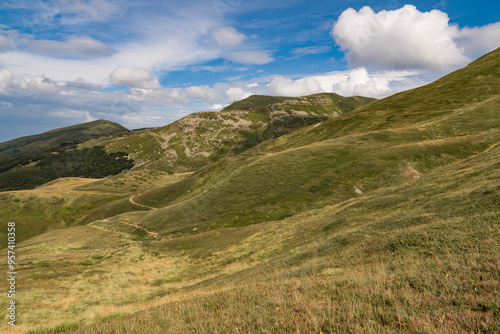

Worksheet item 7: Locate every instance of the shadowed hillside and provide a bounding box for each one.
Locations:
[0,119,128,161]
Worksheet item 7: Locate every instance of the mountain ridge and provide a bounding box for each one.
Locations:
[0,119,128,159]
[79,93,376,173]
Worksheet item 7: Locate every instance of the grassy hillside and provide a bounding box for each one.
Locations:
[0,171,187,245]
[1,49,499,333]
[0,119,128,161]
[8,125,500,334]
[82,93,375,173]
[68,132,499,334]
[0,120,132,191]
[86,49,500,238]
[221,93,374,112]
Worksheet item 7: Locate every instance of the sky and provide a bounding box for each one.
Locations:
[0,0,499,142]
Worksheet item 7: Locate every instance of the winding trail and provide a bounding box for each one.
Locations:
[129,195,157,210]
[100,218,161,240]
[120,220,161,239]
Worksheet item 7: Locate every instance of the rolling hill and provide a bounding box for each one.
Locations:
[0,93,375,192]
[0,120,132,191]
[0,119,128,161]
[80,93,375,173]
[0,48,499,333]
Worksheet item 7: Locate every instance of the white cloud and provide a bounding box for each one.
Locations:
[457,22,500,57]
[0,34,14,52]
[0,4,222,85]
[0,69,14,94]
[29,35,113,58]
[267,68,423,98]
[1,101,13,109]
[331,68,391,97]
[48,108,97,122]
[119,110,190,129]
[185,85,221,103]
[0,69,102,95]
[109,66,161,89]
[211,26,245,47]
[58,0,121,25]
[290,45,331,57]
[209,104,223,110]
[226,50,274,65]
[269,76,323,97]
[65,77,102,91]
[332,5,469,70]
[29,75,60,94]
[226,87,251,102]
[0,69,71,95]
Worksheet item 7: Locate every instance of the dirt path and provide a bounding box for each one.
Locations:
[120,220,161,239]
[129,195,157,210]
[100,218,161,240]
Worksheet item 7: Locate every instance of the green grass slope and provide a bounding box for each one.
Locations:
[222,93,374,112]
[0,119,128,161]
[67,130,500,334]
[12,118,500,334]
[2,49,499,333]
[96,48,500,239]
[86,93,375,173]
[0,171,186,245]
[0,120,132,191]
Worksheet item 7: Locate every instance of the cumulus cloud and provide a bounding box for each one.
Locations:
[185,85,221,103]
[332,5,469,70]
[267,68,422,98]
[269,76,323,97]
[209,104,223,110]
[109,66,161,89]
[226,87,251,102]
[211,26,245,47]
[457,22,500,56]
[29,35,113,58]
[65,77,102,91]
[226,50,274,65]
[0,69,101,95]
[0,69,64,94]
[29,75,60,94]
[331,68,391,97]
[48,108,97,122]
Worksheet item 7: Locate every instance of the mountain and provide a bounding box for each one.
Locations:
[0,120,132,191]
[0,94,374,191]
[0,48,499,333]
[83,93,375,173]
[83,48,500,236]
[0,119,128,161]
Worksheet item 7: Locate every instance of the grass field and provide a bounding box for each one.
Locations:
[0,48,499,333]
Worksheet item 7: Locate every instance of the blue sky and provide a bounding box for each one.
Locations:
[0,0,499,142]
